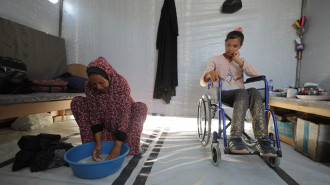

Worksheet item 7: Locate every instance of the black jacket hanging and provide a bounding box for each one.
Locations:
[153,0,179,104]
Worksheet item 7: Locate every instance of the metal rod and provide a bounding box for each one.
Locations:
[295,0,306,88]
[58,0,64,37]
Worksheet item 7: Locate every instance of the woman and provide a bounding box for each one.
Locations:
[71,56,148,161]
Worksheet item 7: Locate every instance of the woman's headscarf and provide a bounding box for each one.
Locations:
[85,56,130,95]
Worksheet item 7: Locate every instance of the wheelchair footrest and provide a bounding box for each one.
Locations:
[223,147,255,155]
[225,151,257,155]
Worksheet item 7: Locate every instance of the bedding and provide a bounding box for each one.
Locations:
[0,17,87,120]
[0,93,84,105]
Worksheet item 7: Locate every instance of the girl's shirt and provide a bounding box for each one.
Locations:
[200,54,259,89]
[222,70,240,91]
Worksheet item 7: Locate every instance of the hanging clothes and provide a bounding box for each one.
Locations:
[153,0,179,104]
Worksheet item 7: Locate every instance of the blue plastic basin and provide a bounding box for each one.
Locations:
[64,141,130,179]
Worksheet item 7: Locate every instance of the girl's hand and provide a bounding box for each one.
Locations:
[205,71,221,82]
[233,51,240,62]
[93,143,102,161]
[233,51,244,67]
[107,140,122,160]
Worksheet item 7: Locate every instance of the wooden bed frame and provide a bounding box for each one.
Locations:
[0,64,87,120]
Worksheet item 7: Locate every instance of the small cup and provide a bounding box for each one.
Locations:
[287,88,298,98]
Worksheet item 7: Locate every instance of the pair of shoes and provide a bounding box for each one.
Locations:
[257,138,277,157]
[228,137,249,154]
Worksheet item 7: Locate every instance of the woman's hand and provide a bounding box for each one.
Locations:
[93,132,102,161]
[93,142,102,161]
[205,71,221,82]
[107,140,122,160]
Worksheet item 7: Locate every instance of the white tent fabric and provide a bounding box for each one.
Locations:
[0,116,329,185]
[62,0,301,117]
[0,0,60,36]
[0,0,302,117]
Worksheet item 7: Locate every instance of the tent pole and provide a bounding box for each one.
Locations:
[58,0,64,38]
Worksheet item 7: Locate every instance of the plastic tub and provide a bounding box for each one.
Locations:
[64,141,129,179]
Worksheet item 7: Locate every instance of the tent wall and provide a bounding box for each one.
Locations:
[0,0,60,36]
[62,0,301,117]
[1,0,306,117]
[300,0,330,92]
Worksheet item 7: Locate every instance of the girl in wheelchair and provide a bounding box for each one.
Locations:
[200,28,276,157]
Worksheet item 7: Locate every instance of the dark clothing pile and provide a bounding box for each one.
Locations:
[153,0,179,104]
[12,133,73,172]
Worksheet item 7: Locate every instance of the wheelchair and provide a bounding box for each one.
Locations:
[197,75,282,168]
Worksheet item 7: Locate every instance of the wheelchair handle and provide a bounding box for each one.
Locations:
[244,75,266,84]
[207,78,222,90]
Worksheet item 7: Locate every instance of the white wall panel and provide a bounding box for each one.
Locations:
[300,0,330,92]
[61,0,301,117]
[0,0,60,36]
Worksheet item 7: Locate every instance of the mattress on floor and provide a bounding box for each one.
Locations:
[0,93,85,105]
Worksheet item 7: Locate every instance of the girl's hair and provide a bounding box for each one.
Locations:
[225,31,244,45]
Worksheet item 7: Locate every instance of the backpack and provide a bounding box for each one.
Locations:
[0,56,30,94]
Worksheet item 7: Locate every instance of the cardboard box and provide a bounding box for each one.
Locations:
[268,118,296,146]
[295,118,330,162]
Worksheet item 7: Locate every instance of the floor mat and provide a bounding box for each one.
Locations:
[0,116,329,185]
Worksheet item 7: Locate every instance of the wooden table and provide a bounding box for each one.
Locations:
[269,97,330,118]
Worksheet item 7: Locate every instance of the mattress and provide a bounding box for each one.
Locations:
[0,93,85,105]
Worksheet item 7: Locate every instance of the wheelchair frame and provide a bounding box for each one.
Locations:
[197,75,282,168]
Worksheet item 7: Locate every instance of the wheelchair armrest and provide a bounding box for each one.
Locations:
[244,75,266,84]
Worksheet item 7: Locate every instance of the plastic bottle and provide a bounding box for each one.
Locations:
[268,79,274,92]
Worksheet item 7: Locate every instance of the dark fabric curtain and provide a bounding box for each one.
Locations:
[153,0,179,104]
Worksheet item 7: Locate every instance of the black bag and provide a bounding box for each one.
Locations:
[0,56,31,94]
[221,0,242,13]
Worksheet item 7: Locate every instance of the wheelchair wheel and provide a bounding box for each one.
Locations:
[197,95,212,146]
[268,157,280,168]
[211,144,221,166]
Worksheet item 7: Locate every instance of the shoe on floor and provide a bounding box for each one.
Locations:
[257,137,277,157]
[228,137,249,154]
[135,147,145,156]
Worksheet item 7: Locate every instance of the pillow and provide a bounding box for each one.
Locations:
[59,73,87,93]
